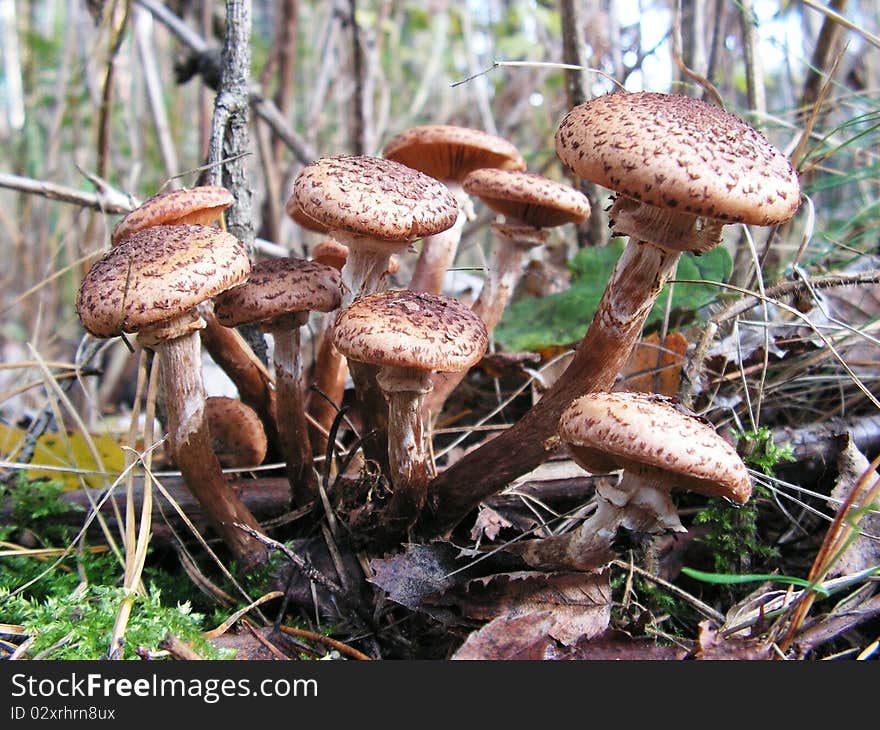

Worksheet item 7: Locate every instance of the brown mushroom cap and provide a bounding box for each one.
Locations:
[213,257,343,328]
[205,396,268,469]
[111,186,234,245]
[558,391,752,503]
[76,224,251,338]
[463,168,591,228]
[311,238,349,271]
[333,289,488,373]
[554,92,800,226]
[285,194,331,234]
[291,156,459,242]
[382,124,526,182]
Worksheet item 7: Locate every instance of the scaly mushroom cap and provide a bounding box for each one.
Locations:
[311,238,349,271]
[213,257,343,328]
[291,156,459,242]
[333,289,488,373]
[285,194,331,234]
[463,168,592,228]
[111,186,234,245]
[558,391,752,503]
[76,224,251,338]
[382,124,526,182]
[205,396,268,469]
[554,92,800,226]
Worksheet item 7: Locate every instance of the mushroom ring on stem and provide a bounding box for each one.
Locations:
[382,124,525,295]
[213,257,343,507]
[332,289,488,532]
[418,91,800,539]
[75,223,267,568]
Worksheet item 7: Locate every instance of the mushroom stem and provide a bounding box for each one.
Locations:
[145,322,268,569]
[408,183,470,295]
[306,326,350,457]
[418,239,681,539]
[198,304,280,459]
[267,312,319,506]
[333,232,395,307]
[377,367,434,530]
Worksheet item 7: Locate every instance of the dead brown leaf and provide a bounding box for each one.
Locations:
[827,436,880,577]
[693,621,774,660]
[452,611,560,660]
[616,331,688,396]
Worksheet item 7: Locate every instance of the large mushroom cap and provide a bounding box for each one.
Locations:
[382,124,526,182]
[558,391,752,503]
[76,224,251,338]
[213,257,343,328]
[111,186,234,245]
[463,168,591,228]
[333,289,488,373]
[555,91,800,226]
[291,156,460,242]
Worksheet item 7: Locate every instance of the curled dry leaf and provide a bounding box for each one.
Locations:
[827,435,880,577]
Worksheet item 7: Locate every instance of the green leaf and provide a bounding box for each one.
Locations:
[680,566,829,596]
[494,241,732,352]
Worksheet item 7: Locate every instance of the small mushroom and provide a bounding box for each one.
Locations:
[205,396,268,469]
[383,124,525,294]
[510,391,752,572]
[425,168,590,418]
[290,155,459,306]
[110,184,276,453]
[333,289,488,531]
[111,185,234,245]
[213,257,343,506]
[75,223,267,568]
[559,391,751,533]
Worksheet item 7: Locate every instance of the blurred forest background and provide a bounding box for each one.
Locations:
[1,1,879,660]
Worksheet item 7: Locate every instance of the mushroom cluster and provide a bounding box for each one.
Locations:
[75,223,267,568]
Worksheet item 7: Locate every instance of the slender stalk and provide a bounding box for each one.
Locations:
[154,327,267,569]
[267,314,318,507]
[418,241,681,538]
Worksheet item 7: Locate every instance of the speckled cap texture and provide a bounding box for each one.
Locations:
[558,391,752,503]
[382,124,526,182]
[76,224,251,338]
[111,186,234,245]
[463,168,591,228]
[333,289,488,373]
[213,257,343,327]
[285,194,331,234]
[292,156,460,241]
[555,92,800,226]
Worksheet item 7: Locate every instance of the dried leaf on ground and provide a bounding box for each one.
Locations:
[616,331,688,396]
[693,621,774,660]
[470,505,514,544]
[368,542,492,621]
[827,436,880,577]
[437,570,612,647]
[452,611,560,659]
